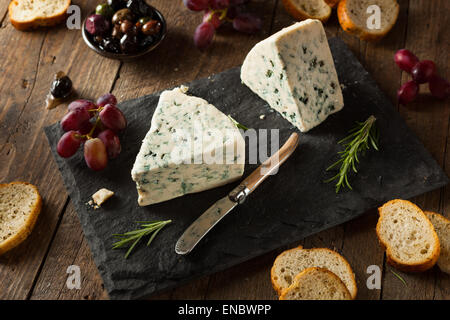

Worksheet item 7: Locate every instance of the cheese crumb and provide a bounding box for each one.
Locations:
[179,85,189,93]
[92,188,114,206]
[259,114,266,120]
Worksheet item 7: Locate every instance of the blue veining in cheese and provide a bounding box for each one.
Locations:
[131,87,245,206]
[241,19,344,132]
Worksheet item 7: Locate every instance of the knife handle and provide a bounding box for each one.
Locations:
[229,132,299,203]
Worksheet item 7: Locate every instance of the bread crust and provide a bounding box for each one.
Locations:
[337,0,399,41]
[324,0,340,8]
[0,182,42,255]
[424,211,450,274]
[281,0,332,23]
[279,267,352,300]
[8,0,71,31]
[376,199,441,273]
[270,246,357,299]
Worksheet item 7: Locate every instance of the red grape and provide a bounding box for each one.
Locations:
[394,49,419,73]
[68,99,96,116]
[429,75,450,100]
[57,131,82,158]
[210,0,229,10]
[397,80,419,105]
[61,108,91,132]
[203,10,222,29]
[411,60,436,84]
[232,13,262,34]
[97,93,117,107]
[194,22,215,50]
[226,6,240,19]
[78,120,94,135]
[84,138,108,171]
[183,0,209,11]
[99,104,127,132]
[98,129,122,159]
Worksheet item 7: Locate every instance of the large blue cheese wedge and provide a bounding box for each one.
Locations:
[241,19,344,132]
[131,87,245,206]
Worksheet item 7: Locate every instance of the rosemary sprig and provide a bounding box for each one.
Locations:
[325,115,379,193]
[228,115,250,131]
[112,220,172,259]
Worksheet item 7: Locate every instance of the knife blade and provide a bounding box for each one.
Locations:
[175,132,300,255]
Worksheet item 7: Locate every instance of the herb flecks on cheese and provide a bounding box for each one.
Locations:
[131,87,245,206]
[241,19,344,132]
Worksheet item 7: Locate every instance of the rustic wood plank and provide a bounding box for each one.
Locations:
[30,203,107,300]
[0,0,120,299]
[381,0,450,300]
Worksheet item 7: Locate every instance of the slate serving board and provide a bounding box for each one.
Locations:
[45,38,448,300]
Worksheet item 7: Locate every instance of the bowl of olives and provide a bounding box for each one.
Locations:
[82,0,166,60]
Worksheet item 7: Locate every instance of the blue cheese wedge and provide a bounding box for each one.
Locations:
[131,87,245,206]
[241,19,344,132]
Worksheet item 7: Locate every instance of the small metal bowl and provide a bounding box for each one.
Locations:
[81,6,166,61]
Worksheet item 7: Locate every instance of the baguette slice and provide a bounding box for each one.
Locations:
[271,246,357,299]
[325,0,340,8]
[376,199,440,272]
[282,0,332,23]
[279,267,352,300]
[424,211,450,274]
[337,0,399,41]
[0,182,42,255]
[9,0,71,31]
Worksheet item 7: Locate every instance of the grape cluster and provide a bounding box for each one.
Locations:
[183,0,262,50]
[57,93,127,171]
[394,49,449,105]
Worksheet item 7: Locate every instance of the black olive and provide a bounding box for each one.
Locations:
[139,35,154,48]
[107,0,126,11]
[50,74,72,98]
[126,0,153,17]
[120,33,139,53]
[102,37,121,53]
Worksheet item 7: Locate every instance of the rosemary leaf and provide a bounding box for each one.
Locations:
[326,115,379,193]
[112,220,172,259]
[391,269,407,286]
[228,115,250,131]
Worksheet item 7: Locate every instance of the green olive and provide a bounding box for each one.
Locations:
[112,8,134,25]
[95,4,114,19]
[138,16,151,25]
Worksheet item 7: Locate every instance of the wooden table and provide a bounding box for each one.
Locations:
[0,0,448,300]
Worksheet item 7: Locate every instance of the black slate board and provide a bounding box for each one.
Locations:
[45,38,448,300]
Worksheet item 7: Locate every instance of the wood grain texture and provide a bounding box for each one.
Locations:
[0,0,448,300]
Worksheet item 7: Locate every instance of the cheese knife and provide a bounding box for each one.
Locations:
[175,132,300,255]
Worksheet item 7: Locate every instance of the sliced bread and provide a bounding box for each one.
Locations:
[0,182,42,255]
[376,199,440,272]
[281,0,332,23]
[9,0,71,31]
[271,246,357,299]
[337,0,399,41]
[324,0,340,8]
[424,211,450,274]
[279,267,352,300]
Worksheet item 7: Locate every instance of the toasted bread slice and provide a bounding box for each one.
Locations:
[279,267,352,300]
[282,0,332,23]
[424,211,450,274]
[9,0,71,31]
[0,182,42,255]
[376,200,440,272]
[271,246,357,298]
[337,0,399,41]
[325,0,340,8]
